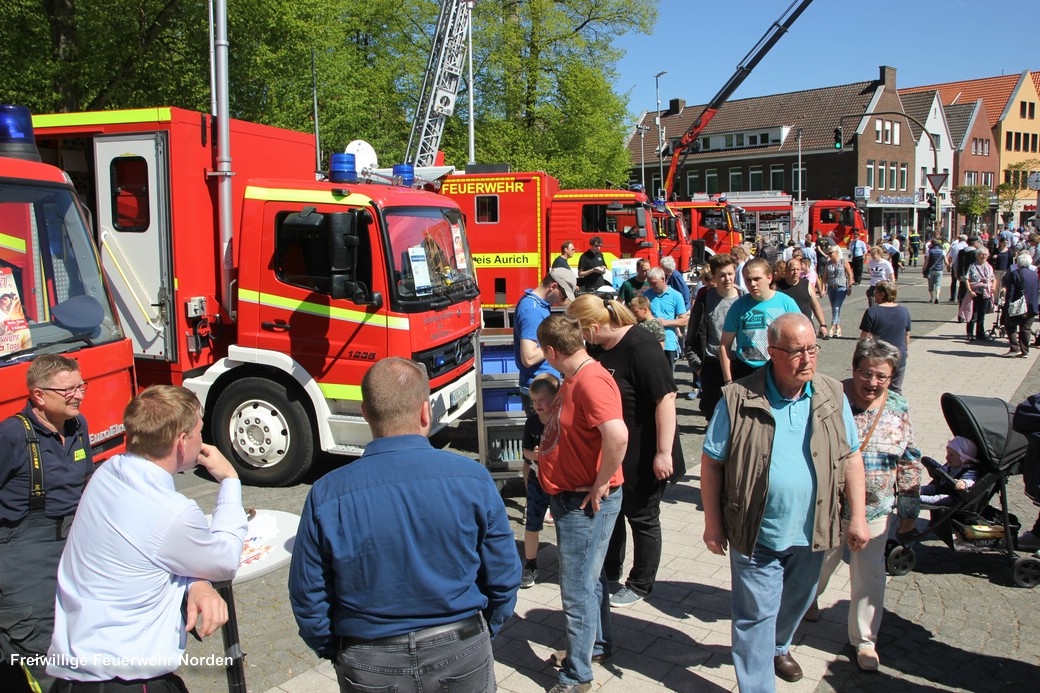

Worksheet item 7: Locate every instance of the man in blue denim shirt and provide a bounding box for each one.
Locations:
[289,358,521,691]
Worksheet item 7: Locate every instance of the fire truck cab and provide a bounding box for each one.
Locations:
[0,106,134,458]
[810,199,867,246]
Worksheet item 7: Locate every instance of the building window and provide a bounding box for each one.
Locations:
[1031,102,1037,119]
[686,171,700,195]
[650,174,661,195]
[884,120,892,144]
[971,138,978,155]
[965,170,978,185]
[705,169,718,194]
[982,172,993,189]
[984,139,990,156]
[749,166,764,191]
[920,166,927,187]
[878,161,887,190]
[1022,101,1029,118]
[930,132,941,150]
[1015,132,1022,151]
[899,164,907,191]
[792,164,806,194]
[770,164,784,190]
[700,137,711,150]
[748,134,758,146]
[1007,131,1014,150]
[866,160,875,187]
[724,134,734,148]
[894,122,901,145]
[890,163,897,190]
[1032,133,1039,153]
[729,167,743,192]
[876,119,883,143]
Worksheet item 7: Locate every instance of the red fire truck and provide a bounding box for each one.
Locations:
[441,170,691,310]
[31,107,480,485]
[0,106,134,459]
[669,198,744,256]
[809,198,867,246]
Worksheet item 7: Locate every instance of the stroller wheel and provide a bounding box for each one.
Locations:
[886,544,916,576]
[1012,555,1040,588]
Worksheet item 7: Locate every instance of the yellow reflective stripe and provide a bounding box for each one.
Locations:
[0,232,26,254]
[32,108,173,128]
[554,192,639,200]
[244,186,373,206]
[318,382,363,401]
[238,289,409,330]
[472,252,540,268]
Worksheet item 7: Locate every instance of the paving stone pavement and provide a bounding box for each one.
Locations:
[171,274,1040,693]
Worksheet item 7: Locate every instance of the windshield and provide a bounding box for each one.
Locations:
[384,206,477,310]
[701,208,728,231]
[0,181,121,361]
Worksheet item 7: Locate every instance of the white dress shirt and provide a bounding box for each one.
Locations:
[47,453,246,682]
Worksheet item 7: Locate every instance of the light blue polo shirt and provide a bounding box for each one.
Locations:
[643,286,687,352]
[704,367,860,551]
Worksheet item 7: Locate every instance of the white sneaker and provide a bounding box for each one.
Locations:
[1017,530,1040,551]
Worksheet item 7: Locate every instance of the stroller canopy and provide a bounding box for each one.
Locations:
[941,393,1029,472]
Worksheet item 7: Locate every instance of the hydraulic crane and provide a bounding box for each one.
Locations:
[663,0,815,199]
[406,0,475,167]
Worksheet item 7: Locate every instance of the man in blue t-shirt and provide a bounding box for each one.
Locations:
[513,268,576,400]
[719,258,800,384]
[643,267,688,369]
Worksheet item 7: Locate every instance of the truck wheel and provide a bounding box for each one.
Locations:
[211,377,314,486]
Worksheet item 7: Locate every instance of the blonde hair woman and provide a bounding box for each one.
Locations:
[565,293,683,609]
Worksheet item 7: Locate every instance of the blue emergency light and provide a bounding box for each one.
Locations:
[329,152,358,183]
[392,164,415,187]
[0,104,42,162]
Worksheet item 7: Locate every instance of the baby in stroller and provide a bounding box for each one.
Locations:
[920,436,980,506]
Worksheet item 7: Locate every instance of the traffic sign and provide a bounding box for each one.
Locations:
[926,173,948,192]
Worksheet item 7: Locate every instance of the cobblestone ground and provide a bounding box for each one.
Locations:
[172,273,1040,693]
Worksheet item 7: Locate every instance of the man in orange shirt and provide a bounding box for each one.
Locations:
[536,314,628,693]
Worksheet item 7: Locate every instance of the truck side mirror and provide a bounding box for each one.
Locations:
[635,207,648,238]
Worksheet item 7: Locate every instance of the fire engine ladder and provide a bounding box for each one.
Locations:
[405,0,474,168]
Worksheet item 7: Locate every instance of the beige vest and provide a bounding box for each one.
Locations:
[719,368,852,556]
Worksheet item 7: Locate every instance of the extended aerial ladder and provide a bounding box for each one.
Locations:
[406,0,475,167]
[663,0,814,199]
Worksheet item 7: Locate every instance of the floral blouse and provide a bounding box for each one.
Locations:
[847,387,921,521]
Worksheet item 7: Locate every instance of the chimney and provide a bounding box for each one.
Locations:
[879,66,897,89]
[668,98,686,115]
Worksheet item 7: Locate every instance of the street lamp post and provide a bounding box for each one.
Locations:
[636,124,651,190]
[655,70,668,197]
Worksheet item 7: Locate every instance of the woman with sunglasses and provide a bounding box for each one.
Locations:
[805,337,921,672]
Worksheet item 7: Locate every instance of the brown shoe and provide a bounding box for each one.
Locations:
[774,653,803,682]
[856,646,880,672]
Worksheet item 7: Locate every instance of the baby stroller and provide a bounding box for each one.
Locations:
[883,393,1040,588]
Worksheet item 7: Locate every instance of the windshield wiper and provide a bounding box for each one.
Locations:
[0,333,95,364]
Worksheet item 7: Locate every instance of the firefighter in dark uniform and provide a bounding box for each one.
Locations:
[0,355,93,693]
[908,229,921,267]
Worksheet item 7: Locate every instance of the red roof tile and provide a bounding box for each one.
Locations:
[901,74,1022,129]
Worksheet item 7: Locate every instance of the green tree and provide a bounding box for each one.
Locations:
[953,185,991,233]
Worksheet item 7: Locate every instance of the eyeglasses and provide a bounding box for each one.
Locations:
[768,344,821,360]
[39,382,88,398]
[853,368,892,384]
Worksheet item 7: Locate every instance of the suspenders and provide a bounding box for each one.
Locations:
[13,413,92,512]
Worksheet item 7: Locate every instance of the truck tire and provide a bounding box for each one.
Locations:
[211,377,315,486]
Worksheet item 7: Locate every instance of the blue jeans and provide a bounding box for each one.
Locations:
[730,544,824,693]
[827,287,848,326]
[550,488,622,686]
[333,617,494,692]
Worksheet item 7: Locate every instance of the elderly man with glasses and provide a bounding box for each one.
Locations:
[701,312,868,691]
[0,355,93,693]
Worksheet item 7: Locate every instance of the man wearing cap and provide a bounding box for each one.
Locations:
[577,236,610,293]
[0,355,93,693]
[513,269,576,408]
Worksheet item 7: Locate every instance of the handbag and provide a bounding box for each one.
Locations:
[1009,295,1028,317]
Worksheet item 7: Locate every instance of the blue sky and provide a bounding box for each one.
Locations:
[616,0,1037,122]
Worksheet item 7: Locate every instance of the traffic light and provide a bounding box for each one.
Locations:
[833,127,843,150]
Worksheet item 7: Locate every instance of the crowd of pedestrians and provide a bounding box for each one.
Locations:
[3,227,1040,693]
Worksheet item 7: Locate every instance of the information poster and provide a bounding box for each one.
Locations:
[0,268,31,355]
[409,245,433,295]
[611,257,639,291]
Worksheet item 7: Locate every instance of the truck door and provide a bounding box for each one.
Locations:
[92,134,175,361]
